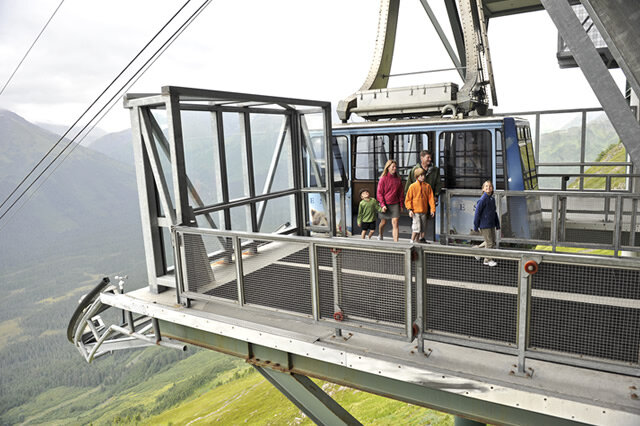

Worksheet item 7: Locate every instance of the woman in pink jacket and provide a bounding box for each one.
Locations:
[376,159,404,242]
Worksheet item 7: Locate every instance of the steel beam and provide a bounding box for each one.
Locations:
[419,0,464,80]
[156,320,598,426]
[254,366,362,426]
[541,0,640,170]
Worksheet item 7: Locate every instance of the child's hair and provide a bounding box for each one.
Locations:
[359,188,370,197]
[380,159,398,177]
[413,167,425,180]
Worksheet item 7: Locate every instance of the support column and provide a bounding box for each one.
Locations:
[254,366,362,426]
[541,0,640,169]
[454,416,485,426]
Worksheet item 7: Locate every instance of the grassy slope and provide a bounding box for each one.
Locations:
[10,347,452,425]
[568,142,627,190]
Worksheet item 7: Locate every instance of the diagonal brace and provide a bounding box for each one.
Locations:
[254,366,362,426]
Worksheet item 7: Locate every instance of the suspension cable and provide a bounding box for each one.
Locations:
[0,0,212,229]
[0,0,65,97]
[0,0,193,215]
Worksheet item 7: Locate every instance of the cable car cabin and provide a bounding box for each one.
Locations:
[332,116,542,240]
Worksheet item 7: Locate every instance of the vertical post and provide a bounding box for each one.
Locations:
[495,192,502,249]
[165,89,190,225]
[445,190,452,245]
[242,112,258,233]
[233,235,245,306]
[551,194,558,252]
[290,113,305,235]
[516,256,533,375]
[215,110,233,261]
[534,113,541,163]
[324,107,336,236]
[579,111,587,191]
[613,195,623,258]
[415,247,425,353]
[405,248,413,342]
[630,198,637,248]
[171,228,187,306]
[331,248,343,336]
[309,242,320,321]
[338,187,347,237]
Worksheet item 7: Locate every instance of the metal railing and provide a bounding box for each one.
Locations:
[169,224,640,376]
[440,188,640,256]
[537,171,639,192]
[172,225,415,340]
[416,244,640,377]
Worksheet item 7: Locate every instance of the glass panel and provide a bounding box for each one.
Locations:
[258,195,296,233]
[439,130,492,189]
[250,114,293,195]
[306,192,329,231]
[181,110,220,207]
[353,135,389,180]
[393,133,427,180]
[585,111,622,162]
[223,112,248,200]
[230,205,251,232]
[333,136,349,186]
[160,226,174,271]
[538,112,582,163]
[301,112,326,188]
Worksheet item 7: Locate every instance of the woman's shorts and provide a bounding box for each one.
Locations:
[378,203,401,220]
[411,213,428,233]
[360,221,376,231]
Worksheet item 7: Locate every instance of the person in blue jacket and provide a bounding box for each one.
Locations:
[473,180,500,267]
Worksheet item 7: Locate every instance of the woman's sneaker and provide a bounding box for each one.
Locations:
[483,260,497,267]
[377,235,383,241]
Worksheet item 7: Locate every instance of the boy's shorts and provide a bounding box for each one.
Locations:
[411,213,428,233]
[360,221,376,231]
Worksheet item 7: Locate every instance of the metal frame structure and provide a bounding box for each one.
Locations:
[497,107,636,191]
[124,87,335,293]
[541,0,640,169]
[441,188,640,256]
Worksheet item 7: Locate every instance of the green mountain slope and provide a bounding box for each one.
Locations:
[568,142,627,190]
[5,345,451,425]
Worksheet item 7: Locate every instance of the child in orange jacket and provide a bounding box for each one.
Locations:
[405,167,436,243]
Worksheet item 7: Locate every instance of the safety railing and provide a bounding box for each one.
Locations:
[536,171,639,192]
[415,245,640,376]
[171,224,640,376]
[172,225,415,340]
[440,189,640,256]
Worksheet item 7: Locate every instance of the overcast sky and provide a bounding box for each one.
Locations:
[0,0,625,134]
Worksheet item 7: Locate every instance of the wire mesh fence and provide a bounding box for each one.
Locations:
[529,262,640,365]
[181,232,237,302]
[423,252,519,345]
[239,238,312,316]
[316,246,408,330]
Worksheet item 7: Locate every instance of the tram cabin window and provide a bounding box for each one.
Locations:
[352,133,429,181]
[495,129,505,190]
[517,125,538,190]
[439,130,492,189]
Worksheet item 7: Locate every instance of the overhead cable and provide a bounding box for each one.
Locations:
[0,0,212,229]
[0,0,65,97]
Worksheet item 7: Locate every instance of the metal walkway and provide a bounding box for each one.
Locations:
[96,232,640,425]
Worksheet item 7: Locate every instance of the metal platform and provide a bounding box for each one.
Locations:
[98,241,640,425]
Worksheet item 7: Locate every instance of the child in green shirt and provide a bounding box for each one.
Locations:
[357,188,381,239]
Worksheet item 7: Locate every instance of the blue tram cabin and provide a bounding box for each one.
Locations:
[332,116,542,240]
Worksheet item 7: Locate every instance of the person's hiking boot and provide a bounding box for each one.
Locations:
[483,259,497,267]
